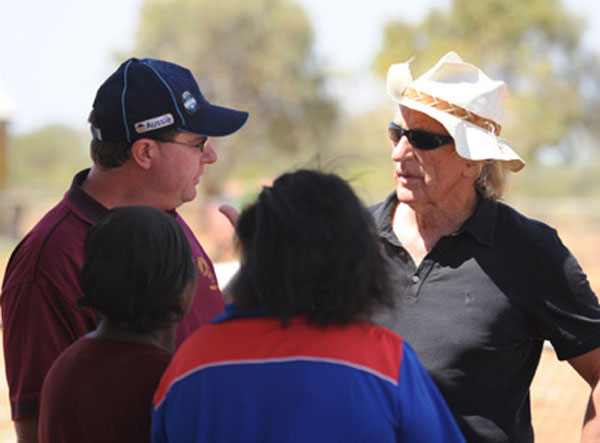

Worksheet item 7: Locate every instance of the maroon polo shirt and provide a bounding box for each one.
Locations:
[1,169,225,419]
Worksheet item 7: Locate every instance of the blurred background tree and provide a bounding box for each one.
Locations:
[3,0,600,226]
[129,0,339,194]
[7,124,88,193]
[6,0,599,202]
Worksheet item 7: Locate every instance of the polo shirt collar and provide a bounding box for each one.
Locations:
[375,191,498,247]
[212,303,267,323]
[65,168,181,224]
[459,196,497,247]
[373,192,401,247]
[66,169,108,224]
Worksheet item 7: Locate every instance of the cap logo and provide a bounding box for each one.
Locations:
[182,91,198,114]
[134,113,175,134]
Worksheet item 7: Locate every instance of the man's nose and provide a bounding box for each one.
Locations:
[201,140,218,164]
[391,136,414,162]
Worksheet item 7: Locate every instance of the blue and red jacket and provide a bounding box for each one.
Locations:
[152,305,464,442]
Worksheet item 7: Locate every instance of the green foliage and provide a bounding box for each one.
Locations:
[373,0,594,163]
[130,0,339,193]
[7,125,89,192]
[324,103,396,204]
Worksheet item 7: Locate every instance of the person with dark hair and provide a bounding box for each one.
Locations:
[38,205,197,442]
[1,57,248,441]
[152,169,465,442]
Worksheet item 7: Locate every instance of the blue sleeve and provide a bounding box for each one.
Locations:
[396,342,465,442]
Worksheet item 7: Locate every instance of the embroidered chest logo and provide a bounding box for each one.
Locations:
[197,257,218,291]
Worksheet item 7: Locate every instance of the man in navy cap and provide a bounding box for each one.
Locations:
[1,57,248,441]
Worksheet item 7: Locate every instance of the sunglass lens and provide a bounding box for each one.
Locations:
[409,131,440,150]
[388,122,452,150]
[388,128,401,144]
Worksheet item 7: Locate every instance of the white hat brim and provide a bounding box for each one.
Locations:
[392,96,525,172]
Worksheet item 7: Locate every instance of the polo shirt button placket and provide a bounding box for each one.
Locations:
[405,273,421,302]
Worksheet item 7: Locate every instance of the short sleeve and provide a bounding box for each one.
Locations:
[528,231,600,360]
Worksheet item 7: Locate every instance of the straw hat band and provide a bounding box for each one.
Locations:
[402,87,502,135]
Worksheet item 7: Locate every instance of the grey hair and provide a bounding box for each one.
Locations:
[475,160,509,200]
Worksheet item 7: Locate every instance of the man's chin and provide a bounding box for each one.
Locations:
[180,189,198,205]
[395,187,419,204]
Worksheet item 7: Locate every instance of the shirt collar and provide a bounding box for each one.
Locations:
[372,191,401,247]
[373,191,498,247]
[212,303,267,323]
[65,168,181,223]
[459,196,497,247]
[65,169,108,224]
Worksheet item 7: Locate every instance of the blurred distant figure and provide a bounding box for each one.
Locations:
[372,51,600,442]
[152,169,465,442]
[39,206,197,442]
[1,57,248,442]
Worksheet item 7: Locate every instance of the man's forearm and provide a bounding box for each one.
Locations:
[582,383,600,442]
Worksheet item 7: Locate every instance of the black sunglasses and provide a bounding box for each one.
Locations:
[388,121,454,151]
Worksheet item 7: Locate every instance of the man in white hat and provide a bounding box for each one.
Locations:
[372,51,600,442]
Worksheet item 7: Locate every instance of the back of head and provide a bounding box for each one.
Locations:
[79,205,197,332]
[231,169,392,326]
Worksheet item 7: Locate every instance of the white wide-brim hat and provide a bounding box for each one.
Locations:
[386,51,525,172]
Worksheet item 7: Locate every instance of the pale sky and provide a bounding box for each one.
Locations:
[0,0,598,134]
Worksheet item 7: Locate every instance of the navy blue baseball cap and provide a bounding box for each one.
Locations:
[90,57,249,143]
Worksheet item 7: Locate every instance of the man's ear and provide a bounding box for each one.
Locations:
[463,159,483,180]
[130,138,157,170]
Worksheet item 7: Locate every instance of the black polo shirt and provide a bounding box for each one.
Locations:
[371,192,600,443]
